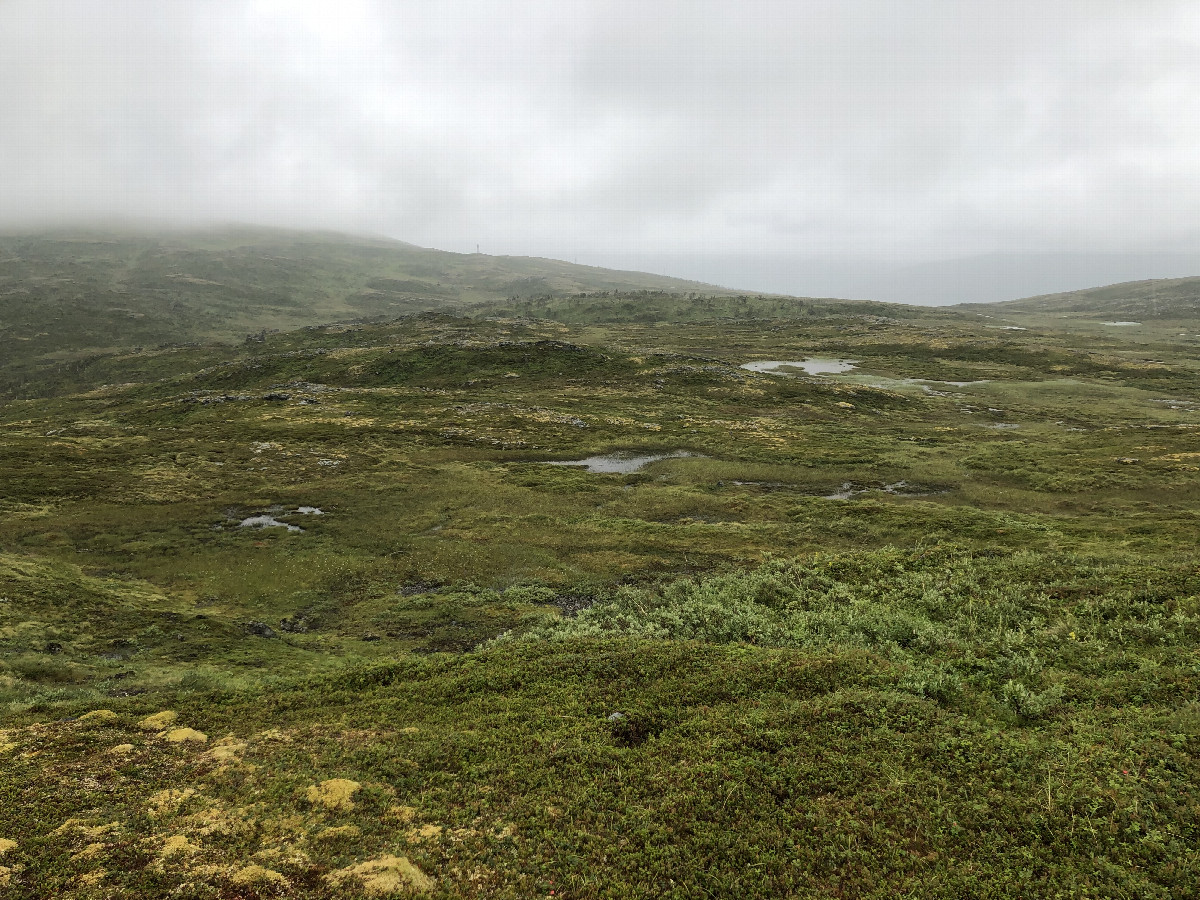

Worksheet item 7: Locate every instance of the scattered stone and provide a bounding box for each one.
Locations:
[138,710,177,731]
[278,615,310,634]
[261,393,291,401]
[307,778,361,810]
[109,743,135,755]
[327,855,434,896]
[243,621,278,639]
[163,727,208,744]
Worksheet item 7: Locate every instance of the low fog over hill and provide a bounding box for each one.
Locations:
[577,250,1200,306]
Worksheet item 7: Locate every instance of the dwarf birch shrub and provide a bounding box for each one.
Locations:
[512,545,1200,710]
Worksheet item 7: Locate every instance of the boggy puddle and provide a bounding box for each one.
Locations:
[544,450,700,474]
[741,358,858,376]
[823,481,946,500]
[215,506,326,534]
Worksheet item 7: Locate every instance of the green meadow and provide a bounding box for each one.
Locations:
[2,234,1199,898]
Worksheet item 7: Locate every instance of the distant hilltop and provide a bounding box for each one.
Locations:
[0,225,734,384]
[958,276,1200,320]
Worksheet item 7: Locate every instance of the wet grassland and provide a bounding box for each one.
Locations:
[3,303,1200,897]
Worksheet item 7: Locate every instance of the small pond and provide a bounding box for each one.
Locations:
[239,515,303,533]
[824,481,943,500]
[741,358,858,376]
[544,450,698,474]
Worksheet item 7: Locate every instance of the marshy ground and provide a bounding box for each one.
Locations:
[3,297,1200,897]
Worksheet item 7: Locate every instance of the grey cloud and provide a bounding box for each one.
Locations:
[1,0,1197,263]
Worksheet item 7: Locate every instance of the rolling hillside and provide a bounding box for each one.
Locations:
[0,226,965,395]
[0,226,732,385]
[959,275,1200,321]
[4,303,1200,897]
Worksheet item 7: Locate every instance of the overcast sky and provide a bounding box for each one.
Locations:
[3,1,1199,278]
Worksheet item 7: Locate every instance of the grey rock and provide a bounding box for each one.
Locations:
[278,616,310,634]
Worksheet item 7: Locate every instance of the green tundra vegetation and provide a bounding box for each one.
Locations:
[1,231,1199,898]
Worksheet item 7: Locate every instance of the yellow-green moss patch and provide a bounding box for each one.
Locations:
[306,778,360,810]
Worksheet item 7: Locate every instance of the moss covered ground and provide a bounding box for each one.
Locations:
[2,292,1200,897]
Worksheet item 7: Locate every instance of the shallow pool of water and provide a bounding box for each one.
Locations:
[545,450,697,474]
[741,358,858,376]
[823,481,943,500]
[239,515,303,533]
